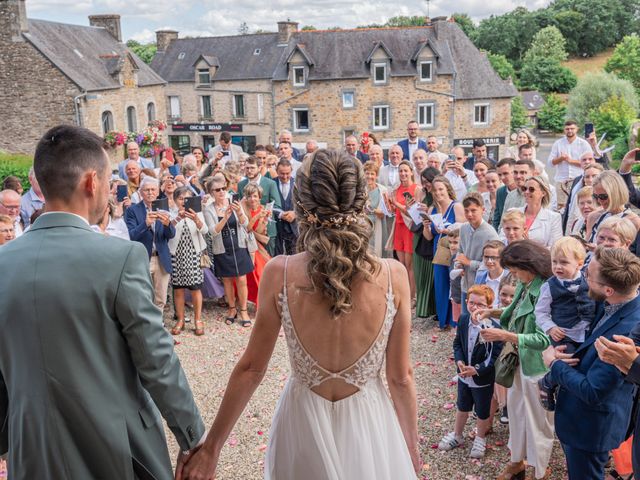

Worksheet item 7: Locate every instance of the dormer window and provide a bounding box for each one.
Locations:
[293,66,305,87]
[198,68,211,85]
[254,48,261,55]
[373,63,387,84]
[419,61,433,82]
[178,52,186,60]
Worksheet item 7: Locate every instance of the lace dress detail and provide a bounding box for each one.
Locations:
[278,258,396,390]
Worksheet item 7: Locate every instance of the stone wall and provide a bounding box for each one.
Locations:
[0,17,78,154]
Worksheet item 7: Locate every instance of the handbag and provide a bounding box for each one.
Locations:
[414,234,434,260]
[494,341,519,388]
[244,229,258,253]
[432,236,451,266]
[200,251,212,269]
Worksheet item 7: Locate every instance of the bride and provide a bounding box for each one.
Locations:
[178,149,419,479]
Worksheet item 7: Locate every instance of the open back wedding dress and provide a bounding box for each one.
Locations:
[264,258,416,479]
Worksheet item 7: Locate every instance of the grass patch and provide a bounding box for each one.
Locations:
[562,49,614,79]
[0,151,33,189]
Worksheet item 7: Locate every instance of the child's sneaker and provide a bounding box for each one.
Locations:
[469,436,486,458]
[438,431,464,451]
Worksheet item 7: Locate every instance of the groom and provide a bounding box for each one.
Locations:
[0,125,204,479]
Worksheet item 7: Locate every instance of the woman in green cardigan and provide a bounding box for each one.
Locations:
[477,240,554,480]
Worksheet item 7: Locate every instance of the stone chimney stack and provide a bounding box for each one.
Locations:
[277,21,298,45]
[156,30,178,52]
[2,0,29,42]
[89,14,122,42]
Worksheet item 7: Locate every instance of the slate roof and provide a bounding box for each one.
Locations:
[150,21,517,100]
[151,33,285,82]
[521,90,545,110]
[23,19,165,92]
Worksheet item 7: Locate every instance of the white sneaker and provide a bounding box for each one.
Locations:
[438,431,463,451]
[469,436,486,458]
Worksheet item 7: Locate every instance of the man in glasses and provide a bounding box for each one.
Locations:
[398,120,427,162]
[548,120,592,210]
[0,189,24,237]
[498,159,534,230]
[545,247,640,480]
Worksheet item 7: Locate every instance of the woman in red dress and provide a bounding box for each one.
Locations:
[242,184,273,307]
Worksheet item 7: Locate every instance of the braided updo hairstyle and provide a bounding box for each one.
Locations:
[294,149,380,316]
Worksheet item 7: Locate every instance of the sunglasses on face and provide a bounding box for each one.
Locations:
[592,193,609,201]
[520,186,538,193]
[212,187,226,193]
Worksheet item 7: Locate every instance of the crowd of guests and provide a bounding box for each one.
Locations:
[4,119,640,479]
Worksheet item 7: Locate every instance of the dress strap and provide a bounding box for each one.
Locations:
[283,256,289,296]
[384,259,392,297]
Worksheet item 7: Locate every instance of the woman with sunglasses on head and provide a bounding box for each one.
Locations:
[585,171,640,251]
[511,176,562,248]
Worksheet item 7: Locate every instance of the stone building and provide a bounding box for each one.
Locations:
[151,18,516,159]
[0,0,166,154]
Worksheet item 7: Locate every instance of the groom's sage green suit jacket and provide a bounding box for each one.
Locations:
[0,213,204,479]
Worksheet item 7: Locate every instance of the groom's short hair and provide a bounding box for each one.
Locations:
[34,125,109,202]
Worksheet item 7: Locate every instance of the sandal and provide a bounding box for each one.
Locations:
[537,378,556,412]
[239,308,252,328]
[194,320,205,336]
[607,469,633,480]
[225,307,237,325]
[171,320,185,336]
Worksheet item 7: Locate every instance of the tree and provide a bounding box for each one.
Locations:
[591,95,637,159]
[385,16,427,27]
[567,72,639,126]
[523,26,568,64]
[511,96,529,131]
[300,25,317,31]
[537,94,567,132]
[238,22,249,35]
[486,52,516,81]
[126,40,157,64]
[451,13,475,38]
[520,56,577,93]
[605,34,640,95]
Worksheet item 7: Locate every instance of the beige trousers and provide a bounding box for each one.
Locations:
[507,366,555,479]
[149,255,170,310]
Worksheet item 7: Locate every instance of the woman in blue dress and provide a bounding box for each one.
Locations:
[422,175,465,329]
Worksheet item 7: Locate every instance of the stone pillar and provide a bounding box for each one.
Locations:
[277,21,298,45]
[1,0,29,42]
[89,14,122,42]
[156,30,178,52]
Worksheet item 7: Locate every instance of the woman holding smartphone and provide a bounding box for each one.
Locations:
[204,174,254,327]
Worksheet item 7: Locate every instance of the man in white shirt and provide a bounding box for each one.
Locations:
[444,147,477,201]
[547,120,592,209]
[278,141,302,176]
[378,145,404,188]
[208,132,244,166]
[0,189,24,237]
[426,135,448,164]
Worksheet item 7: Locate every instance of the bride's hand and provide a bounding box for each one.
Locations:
[177,446,219,480]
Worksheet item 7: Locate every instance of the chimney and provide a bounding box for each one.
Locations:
[277,21,298,45]
[3,0,29,42]
[156,29,178,52]
[89,14,122,42]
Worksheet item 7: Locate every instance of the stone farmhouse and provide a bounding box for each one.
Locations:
[0,0,165,154]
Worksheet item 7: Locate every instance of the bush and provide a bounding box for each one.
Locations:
[511,96,529,131]
[567,72,639,126]
[520,57,577,93]
[537,94,567,132]
[591,95,637,143]
[0,152,32,190]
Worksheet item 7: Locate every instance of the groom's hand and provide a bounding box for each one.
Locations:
[177,444,219,480]
[175,446,199,480]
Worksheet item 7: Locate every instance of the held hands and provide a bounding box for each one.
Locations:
[455,253,471,267]
[595,335,640,375]
[176,445,219,480]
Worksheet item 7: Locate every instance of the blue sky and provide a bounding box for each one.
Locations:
[28,0,550,43]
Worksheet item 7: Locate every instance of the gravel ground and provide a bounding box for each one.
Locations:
[164,302,569,480]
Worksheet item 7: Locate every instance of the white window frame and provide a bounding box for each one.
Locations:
[342,91,355,109]
[474,103,490,126]
[169,96,181,119]
[417,102,435,128]
[198,68,211,85]
[293,108,310,132]
[233,94,245,118]
[200,95,212,118]
[419,61,433,82]
[292,66,305,87]
[372,105,390,130]
[373,63,387,84]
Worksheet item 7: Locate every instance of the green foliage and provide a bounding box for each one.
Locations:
[487,53,516,81]
[591,95,637,141]
[451,13,476,38]
[520,56,577,93]
[238,22,249,35]
[300,25,317,31]
[537,94,568,132]
[0,152,33,190]
[511,96,529,131]
[523,26,568,63]
[126,40,157,64]
[605,34,640,94]
[385,16,427,27]
[567,72,639,125]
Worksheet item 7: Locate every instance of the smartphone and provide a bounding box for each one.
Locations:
[447,154,456,162]
[116,185,128,202]
[584,122,594,138]
[222,150,230,156]
[168,164,180,176]
[635,150,640,162]
[151,197,169,212]
[184,196,202,213]
[403,192,414,202]
[231,192,242,203]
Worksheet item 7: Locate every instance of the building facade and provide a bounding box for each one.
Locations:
[0,0,166,156]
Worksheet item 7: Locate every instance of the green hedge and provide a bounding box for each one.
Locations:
[0,152,33,190]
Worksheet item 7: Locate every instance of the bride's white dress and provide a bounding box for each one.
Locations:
[265,259,416,479]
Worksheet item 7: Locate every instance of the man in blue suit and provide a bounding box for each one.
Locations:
[273,159,298,255]
[397,120,427,161]
[125,176,175,310]
[544,247,640,479]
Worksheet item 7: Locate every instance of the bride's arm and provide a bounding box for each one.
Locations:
[177,257,285,480]
[385,260,420,473]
